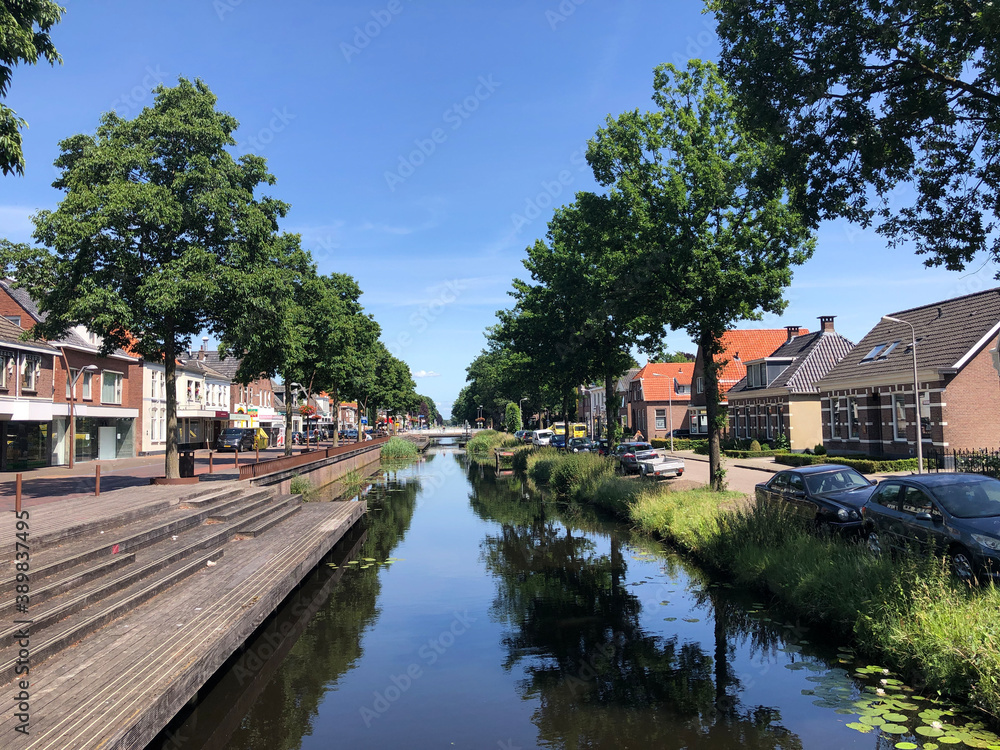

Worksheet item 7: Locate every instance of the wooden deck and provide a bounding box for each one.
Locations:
[0,480,366,749]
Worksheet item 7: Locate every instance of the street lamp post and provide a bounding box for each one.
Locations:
[518,397,528,429]
[882,315,923,474]
[66,363,100,469]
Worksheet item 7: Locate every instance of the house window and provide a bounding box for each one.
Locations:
[696,377,703,394]
[3,315,20,326]
[21,355,40,391]
[743,407,750,438]
[186,379,193,403]
[777,405,784,435]
[878,342,900,360]
[102,371,123,404]
[861,344,887,362]
[67,368,78,399]
[893,393,907,440]
[847,397,859,439]
[0,350,13,389]
[747,367,757,388]
[920,393,931,437]
[82,371,93,400]
[194,381,201,403]
[828,397,837,438]
[655,409,667,430]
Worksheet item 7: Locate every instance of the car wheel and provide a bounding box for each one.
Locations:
[866,531,882,557]
[950,547,977,584]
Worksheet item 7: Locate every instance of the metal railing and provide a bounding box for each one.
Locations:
[928,448,1000,478]
[237,437,388,481]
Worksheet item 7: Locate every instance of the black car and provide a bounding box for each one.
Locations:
[568,437,595,453]
[595,439,610,456]
[755,464,878,532]
[863,473,1000,582]
[215,428,257,452]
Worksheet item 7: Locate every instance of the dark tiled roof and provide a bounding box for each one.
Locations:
[177,358,230,382]
[729,330,856,395]
[818,288,1000,385]
[616,368,640,393]
[201,351,242,380]
[0,280,43,324]
[0,317,58,352]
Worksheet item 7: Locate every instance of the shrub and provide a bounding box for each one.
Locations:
[814,443,827,455]
[289,474,313,498]
[526,449,560,487]
[550,453,614,500]
[381,436,419,460]
[650,438,708,452]
[772,432,791,451]
[749,439,761,452]
[511,445,536,474]
[760,443,770,451]
[723,449,789,458]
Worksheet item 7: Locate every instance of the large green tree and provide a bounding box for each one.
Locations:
[0,0,64,175]
[10,78,296,477]
[587,62,814,489]
[709,0,1000,272]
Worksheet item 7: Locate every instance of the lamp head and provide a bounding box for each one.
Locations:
[83,364,100,372]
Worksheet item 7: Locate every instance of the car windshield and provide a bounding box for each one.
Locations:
[569,438,588,445]
[931,478,1000,518]
[221,429,245,438]
[803,468,871,495]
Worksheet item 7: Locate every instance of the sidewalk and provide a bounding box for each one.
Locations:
[0,443,341,511]
[671,449,921,481]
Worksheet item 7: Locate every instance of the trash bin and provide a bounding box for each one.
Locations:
[179,450,195,478]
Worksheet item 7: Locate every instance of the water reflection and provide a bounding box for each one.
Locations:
[468,468,803,749]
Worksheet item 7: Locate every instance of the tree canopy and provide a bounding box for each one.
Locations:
[0,0,64,175]
[709,0,1000,272]
[7,77,299,476]
[587,61,814,487]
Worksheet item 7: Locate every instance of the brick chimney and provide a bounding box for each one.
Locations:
[785,325,800,342]
[819,315,836,333]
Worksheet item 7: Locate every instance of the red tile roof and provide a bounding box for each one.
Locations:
[633,362,695,401]
[716,329,807,389]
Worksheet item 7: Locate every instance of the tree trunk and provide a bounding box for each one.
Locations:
[604,372,620,446]
[283,375,293,457]
[331,385,339,447]
[164,337,179,479]
[700,330,724,491]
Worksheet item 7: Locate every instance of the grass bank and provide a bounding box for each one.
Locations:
[381,436,420,460]
[520,449,1000,718]
[465,430,520,464]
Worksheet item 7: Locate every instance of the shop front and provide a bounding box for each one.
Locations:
[1,421,51,471]
[51,405,138,465]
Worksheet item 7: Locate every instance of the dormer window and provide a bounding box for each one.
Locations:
[861,341,900,362]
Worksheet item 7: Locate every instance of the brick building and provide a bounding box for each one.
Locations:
[1,280,142,465]
[626,362,695,440]
[816,288,1000,458]
[688,329,800,436]
[727,318,854,451]
[0,318,59,470]
[201,351,279,442]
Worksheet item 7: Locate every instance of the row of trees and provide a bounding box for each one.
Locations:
[0,78,420,477]
[463,61,814,488]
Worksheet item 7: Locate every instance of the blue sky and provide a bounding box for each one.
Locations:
[2,1,996,418]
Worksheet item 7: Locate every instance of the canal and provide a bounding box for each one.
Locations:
[152,446,996,750]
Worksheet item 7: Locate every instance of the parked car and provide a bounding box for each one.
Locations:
[520,431,534,444]
[756,465,877,532]
[568,437,595,453]
[612,442,659,474]
[670,429,691,439]
[595,439,610,456]
[551,434,567,449]
[215,427,267,452]
[532,429,554,446]
[514,430,528,442]
[863,473,1000,582]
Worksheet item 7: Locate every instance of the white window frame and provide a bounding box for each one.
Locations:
[67,368,78,399]
[0,350,12,389]
[892,393,907,441]
[21,355,40,391]
[847,396,859,439]
[102,371,123,405]
[696,377,703,394]
[655,409,667,430]
[82,370,93,400]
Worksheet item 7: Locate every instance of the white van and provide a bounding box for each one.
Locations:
[532,429,554,446]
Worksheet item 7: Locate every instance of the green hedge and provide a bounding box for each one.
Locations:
[650,438,708,452]
[773,454,933,473]
[723,449,790,458]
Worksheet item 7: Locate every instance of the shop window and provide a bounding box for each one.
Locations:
[102,371,123,404]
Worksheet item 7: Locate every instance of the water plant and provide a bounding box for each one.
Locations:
[381,436,420,460]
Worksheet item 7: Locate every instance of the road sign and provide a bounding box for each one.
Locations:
[360,417,368,424]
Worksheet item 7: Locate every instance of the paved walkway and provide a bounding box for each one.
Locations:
[671,449,920,481]
[0,442,350,511]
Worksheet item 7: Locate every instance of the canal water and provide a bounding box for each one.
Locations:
[152,446,993,750]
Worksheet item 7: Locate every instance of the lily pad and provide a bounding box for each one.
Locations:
[916,726,945,738]
[881,724,908,734]
[894,743,918,750]
[846,723,874,733]
[682,618,700,623]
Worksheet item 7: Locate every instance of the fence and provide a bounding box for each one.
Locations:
[929,448,1000,478]
[237,438,388,481]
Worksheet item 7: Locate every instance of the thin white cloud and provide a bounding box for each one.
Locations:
[412,370,441,378]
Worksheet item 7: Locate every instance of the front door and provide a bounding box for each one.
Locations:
[98,426,117,460]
